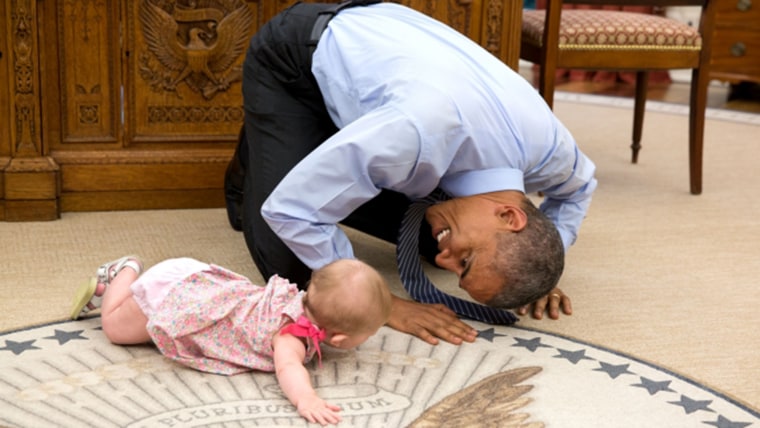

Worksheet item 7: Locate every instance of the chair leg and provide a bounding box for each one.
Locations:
[537,61,557,109]
[689,67,709,195]
[631,71,648,164]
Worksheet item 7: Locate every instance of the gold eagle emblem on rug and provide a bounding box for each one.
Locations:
[408,366,544,428]
[138,0,254,99]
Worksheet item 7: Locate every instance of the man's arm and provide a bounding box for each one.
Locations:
[536,140,597,251]
[261,107,428,271]
[525,125,597,320]
[386,295,478,345]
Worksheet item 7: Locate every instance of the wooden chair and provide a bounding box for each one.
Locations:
[521,0,717,194]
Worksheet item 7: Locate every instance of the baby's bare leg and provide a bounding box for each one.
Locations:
[100,267,150,344]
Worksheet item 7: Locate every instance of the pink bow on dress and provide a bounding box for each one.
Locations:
[280,315,327,366]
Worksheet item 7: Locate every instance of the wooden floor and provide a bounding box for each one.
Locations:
[518,66,760,114]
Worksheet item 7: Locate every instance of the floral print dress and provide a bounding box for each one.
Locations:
[130,258,319,375]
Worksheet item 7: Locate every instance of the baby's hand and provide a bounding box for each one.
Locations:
[297,397,342,426]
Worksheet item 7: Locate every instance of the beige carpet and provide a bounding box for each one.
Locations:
[1,96,759,427]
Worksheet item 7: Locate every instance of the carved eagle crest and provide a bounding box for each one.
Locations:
[138,0,254,99]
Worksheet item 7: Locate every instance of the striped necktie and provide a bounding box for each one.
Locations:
[396,189,518,325]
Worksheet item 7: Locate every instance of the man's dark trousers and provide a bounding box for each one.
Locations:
[225,2,436,287]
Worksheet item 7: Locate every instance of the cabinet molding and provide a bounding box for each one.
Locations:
[1,0,522,221]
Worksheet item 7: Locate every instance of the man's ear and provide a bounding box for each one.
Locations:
[497,204,528,232]
[327,333,349,348]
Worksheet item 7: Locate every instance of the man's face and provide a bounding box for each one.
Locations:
[424,198,505,304]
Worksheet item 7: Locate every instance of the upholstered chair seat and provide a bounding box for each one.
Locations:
[522,10,702,51]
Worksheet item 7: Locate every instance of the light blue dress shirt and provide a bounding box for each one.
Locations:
[261,3,597,270]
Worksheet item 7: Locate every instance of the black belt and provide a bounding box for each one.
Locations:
[308,0,382,53]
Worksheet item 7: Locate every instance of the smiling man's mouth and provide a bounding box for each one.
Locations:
[436,228,451,243]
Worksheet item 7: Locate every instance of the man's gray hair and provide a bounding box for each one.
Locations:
[486,198,565,309]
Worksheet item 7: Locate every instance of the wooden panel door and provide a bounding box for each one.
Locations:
[47,0,259,214]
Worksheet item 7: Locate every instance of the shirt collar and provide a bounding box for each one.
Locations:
[440,168,525,197]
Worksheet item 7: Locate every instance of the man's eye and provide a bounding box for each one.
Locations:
[461,257,469,268]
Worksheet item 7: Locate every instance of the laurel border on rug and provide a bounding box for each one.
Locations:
[1,318,758,428]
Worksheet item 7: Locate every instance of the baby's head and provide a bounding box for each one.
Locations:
[303,259,392,350]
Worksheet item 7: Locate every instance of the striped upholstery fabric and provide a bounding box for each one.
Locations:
[522,10,702,51]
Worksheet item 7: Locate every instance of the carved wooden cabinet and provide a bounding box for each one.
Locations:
[0,0,522,221]
[709,0,760,84]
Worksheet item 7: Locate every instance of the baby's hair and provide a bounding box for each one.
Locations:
[303,259,391,334]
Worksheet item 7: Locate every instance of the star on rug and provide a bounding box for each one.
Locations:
[1,318,758,427]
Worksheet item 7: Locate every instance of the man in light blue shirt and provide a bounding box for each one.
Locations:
[225,1,596,346]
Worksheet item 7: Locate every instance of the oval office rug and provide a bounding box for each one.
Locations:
[1,317,758,428]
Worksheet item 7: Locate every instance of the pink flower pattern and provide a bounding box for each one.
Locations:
[136,265,317,375]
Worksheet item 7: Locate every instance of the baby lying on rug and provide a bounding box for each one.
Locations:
[70,255,392,426]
